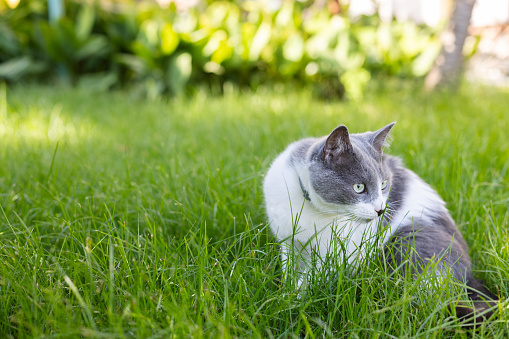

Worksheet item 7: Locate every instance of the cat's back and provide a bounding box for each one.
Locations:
[385,156,458,233]
[263,138,318,232]
[263,137,317,194]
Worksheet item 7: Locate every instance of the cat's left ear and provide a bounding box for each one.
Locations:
[372,122,396,154]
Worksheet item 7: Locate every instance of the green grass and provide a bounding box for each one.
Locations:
[0,81,508,338]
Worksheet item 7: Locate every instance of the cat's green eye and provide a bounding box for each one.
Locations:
[381,179,388,190]
[353,183,365,193]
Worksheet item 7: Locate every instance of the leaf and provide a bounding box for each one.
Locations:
[283,32,304,62]
[412,40,441,76]
[114,54,149,75]
[203,30,227,56]
[275,1,294,28]
[49,19,82,61]
[305,16,345,59]
[181,28,209,44]
[249,21,271,61]
[76,3,95,42]
[204,1,232,28]
[399,25,429,59]
[75,36,109,60]
[211,40,233,64]
[5,0,21,9]
[37,22,66,62]
[0,56,47,80]
[240,22,256,60]
[340,68,370,101]
[167,52,192,95]
[77,72,118,92]
[0,22,20,56]
[130,41,156,61]
[173,10,198,34]
[161,23,179,55]
[0,57,32,79]
[376,23,394,54]
[139,20,160,49]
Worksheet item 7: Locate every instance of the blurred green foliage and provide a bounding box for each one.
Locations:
[0,0,441,98]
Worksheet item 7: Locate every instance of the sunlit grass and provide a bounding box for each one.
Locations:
[0,81,508,337]
[0,104,97,146]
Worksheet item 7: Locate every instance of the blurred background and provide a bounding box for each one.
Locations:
[1,0,508,99]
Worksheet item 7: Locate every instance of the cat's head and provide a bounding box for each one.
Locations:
[307,122,396,222]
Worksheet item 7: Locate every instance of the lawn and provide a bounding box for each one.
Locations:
[0,82,508,338]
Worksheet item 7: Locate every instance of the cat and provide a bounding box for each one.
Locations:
[263,122,497,322]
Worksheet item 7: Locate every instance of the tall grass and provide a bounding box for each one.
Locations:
[0,82,508,337]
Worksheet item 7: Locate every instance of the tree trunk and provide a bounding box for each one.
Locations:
[425,0,476,91]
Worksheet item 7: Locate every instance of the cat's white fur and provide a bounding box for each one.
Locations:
[264,141,446,285]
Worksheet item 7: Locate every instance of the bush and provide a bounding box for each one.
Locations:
[0,0,441,98]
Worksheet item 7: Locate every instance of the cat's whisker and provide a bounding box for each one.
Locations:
[386,199,405,206]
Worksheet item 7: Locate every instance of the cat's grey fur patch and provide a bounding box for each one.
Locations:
[290,138,316,166]
[292,126,395,206]
[384,224,470,282]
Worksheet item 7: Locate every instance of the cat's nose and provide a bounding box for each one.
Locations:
[375,209,383,217]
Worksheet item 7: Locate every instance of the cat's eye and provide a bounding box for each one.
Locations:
[381,179,388,190]
[353,183,365,193]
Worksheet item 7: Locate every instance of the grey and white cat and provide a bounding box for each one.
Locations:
[263,122,496,321]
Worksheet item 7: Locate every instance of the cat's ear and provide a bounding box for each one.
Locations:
[323,125,353,161]
[372,122,396,153]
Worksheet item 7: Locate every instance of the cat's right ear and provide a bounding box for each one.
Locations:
[323,125,353,161]
[372,122,396,154]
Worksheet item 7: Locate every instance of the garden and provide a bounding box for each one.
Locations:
[1,0,509,337]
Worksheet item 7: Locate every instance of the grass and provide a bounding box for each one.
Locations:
[0,81,508,338]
